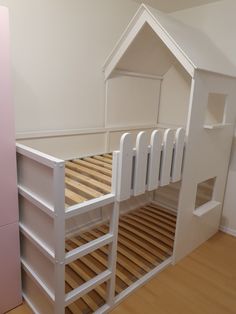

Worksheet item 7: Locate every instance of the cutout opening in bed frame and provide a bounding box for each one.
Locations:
[195,177,216,210]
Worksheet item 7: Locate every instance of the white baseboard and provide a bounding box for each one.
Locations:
[219,225,236,237]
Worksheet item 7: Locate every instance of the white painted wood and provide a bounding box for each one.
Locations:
[20,224,55,263]
[114,256,172,305]
[117,133,133,201]
[113,70,163,80]
[194,201,221,217]
[65,233,113,264]
[107,202,120,307]
[21,235,55,295]
[174,71,236,263]
[147,130,162,191]
[172,128,185,182]
[160,129,175,186]
[18,186,54,218]
[106,75,161,128]
[22,271,54,314]
[21,259,55,302]
[133,131,149,196]
[17,154,54,207]
[65,270,111,307]
[65,194,115,219]
[111,151,119,195]
[53,163,65,314]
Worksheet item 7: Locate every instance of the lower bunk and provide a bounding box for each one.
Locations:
[65,203,177,314]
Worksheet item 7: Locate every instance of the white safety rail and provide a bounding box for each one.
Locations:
[116,128,186,202]
[16,127,185,314]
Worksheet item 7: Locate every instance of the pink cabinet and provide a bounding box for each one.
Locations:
[0,6,22,312]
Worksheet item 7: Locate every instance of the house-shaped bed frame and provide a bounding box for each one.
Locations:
[16,4,236,314]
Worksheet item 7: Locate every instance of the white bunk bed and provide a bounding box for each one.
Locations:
[17,3,236,314]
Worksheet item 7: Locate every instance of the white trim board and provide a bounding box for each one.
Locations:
[219,225,236,237]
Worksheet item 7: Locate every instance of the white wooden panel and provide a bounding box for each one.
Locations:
[17,154,54,207]
[117,133,133,202]
[21,235,55,294]
[158,64,191,127]
[19,196,54,252]
[160,129,175,186]
[22,270,54,314]
[108,128,155,152]
[18,133,106,160]
[106,75,161,127]
[133,132,149,196]
[172,128,185,182]
[147,130,162,191]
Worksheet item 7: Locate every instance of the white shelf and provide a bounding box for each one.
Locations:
[203,123,232,130]
[194,200,221,217]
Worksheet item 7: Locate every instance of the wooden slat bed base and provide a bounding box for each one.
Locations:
[65,153,113,207]
[65,204,176,313]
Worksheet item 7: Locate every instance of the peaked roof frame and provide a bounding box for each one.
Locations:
[103,4,195,80]
[103,4,236,80]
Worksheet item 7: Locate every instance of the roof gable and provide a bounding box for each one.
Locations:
[104,4,236,79]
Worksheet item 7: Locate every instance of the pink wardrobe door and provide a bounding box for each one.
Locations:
[0,6,19,227]
[0,6,22,312]
[0,223,22,313]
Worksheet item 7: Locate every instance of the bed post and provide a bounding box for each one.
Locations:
[107,151,120,307]
[53,161,66,314]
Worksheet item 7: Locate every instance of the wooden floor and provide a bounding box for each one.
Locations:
[65,154,112,207]
[9,232,236,314]
[65,204,176,313]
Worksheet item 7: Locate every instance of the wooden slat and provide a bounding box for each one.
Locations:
[119,220,172,255]
[149,203,177,217]
[66,258,106,300]
[95,227,151,273]
[135,211,175,239]
[98,225,158,267]
[84,230,143,279]
[103,154,113,159]
[118,226,167,262]
[70,237,132,288]
[93,156,113,165]
[83,157,112,170]
[138,208,177,227]
[66,161,112,185]
[122,216,174,248]
[137,209,176,233]
[66,267,98,312]
[73,159,112,176]
[65,188,87,205]
[143,206,177,223]
[65,177,104,199]
[127,213,175,243]
[65,168,111,194]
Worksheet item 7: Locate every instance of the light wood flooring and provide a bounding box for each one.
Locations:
[7,232,236,314]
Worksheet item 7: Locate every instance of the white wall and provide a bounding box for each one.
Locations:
[172,0,236,234]
[0,0,140,136]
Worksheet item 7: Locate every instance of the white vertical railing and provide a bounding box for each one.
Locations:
[116,128,185,197]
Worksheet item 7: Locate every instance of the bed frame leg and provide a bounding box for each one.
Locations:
[107,201,120,307]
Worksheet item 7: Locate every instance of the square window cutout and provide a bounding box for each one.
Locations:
[205,93,227,127]
[195,177,216,209]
